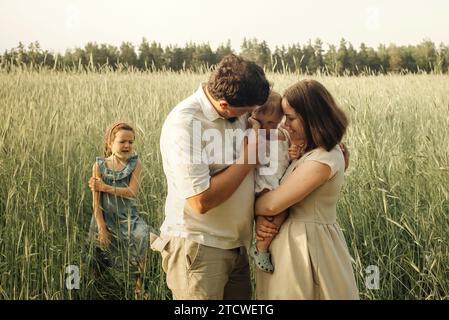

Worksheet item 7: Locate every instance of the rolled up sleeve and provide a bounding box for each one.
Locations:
[161,117,211,199]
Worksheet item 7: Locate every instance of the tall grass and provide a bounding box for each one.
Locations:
[0,70,448,299]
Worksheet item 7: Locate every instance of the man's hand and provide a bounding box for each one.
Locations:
[340,143,350,171]
[255,216,278,241]
[238,129,261,166]
[248,116,261,130]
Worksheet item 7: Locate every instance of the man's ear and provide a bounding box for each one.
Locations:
[218,100,230,112]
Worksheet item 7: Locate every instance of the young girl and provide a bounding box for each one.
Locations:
[88,122,153,297]
[249,92,302,273]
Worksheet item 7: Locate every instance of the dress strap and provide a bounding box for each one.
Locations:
[126,154,139,172]
[96,154,139,181]
[95,157,107,176]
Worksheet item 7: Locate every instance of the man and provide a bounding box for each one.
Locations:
[152,54,276,299]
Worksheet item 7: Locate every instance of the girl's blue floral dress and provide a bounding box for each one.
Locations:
[89,154,149,267]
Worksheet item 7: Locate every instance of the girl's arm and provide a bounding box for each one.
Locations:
[90,160,142,199]
[92,163,111,248]
[255,160,331,216]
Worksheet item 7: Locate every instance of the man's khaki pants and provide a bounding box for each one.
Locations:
[151,235,251,300]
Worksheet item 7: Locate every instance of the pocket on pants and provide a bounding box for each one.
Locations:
[184,238,202,271]
[159,240,172,273]
[161,249,170,273]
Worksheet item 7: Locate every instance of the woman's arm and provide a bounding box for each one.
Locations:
[89,160,142,199]
[92,163,111,248]
[255,160,331,216]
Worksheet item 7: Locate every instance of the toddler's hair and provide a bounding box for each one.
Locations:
[254,91,283,118]
[103,122,135,157]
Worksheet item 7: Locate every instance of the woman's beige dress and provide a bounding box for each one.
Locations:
[256,146,359,299]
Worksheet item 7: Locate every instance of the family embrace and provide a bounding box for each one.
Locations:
[154,54,359,299]
[88,54,359,300]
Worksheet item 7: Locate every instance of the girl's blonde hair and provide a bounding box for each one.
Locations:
[103,122,135,157]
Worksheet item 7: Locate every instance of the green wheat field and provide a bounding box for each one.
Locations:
[0,70,448,299]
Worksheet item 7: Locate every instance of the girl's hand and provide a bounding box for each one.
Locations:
[89,177,106,192]
[255,216,278,241]
[98,227,112,249]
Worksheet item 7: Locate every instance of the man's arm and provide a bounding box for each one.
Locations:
[186,163,254,214]
[187,133,258,214]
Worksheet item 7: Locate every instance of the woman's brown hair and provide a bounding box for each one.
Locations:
[284,79,348,152]
[103,122,135,157]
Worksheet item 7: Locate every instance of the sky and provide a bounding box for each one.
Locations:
[1,0,448,53]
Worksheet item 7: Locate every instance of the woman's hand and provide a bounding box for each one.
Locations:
[255,216,278,241]
[89,177,107,192]
[98,227,112,249]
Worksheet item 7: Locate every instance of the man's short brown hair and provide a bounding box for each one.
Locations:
[207,54,270,107]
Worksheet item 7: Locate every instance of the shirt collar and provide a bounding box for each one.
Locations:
[196,83,224,122]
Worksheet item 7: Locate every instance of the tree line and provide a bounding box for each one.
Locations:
[1,38,448,75]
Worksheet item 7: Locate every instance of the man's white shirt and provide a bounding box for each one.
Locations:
[159,84,254,249]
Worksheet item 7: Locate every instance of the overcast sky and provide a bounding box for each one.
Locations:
[1,0,448,53]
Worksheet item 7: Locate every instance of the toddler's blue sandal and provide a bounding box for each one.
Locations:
[250,243,274,273]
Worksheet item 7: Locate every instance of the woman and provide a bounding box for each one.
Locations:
[255,79,359,299]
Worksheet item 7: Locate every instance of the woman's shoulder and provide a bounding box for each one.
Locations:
[301,145,344,177]
[304,145,342,160]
